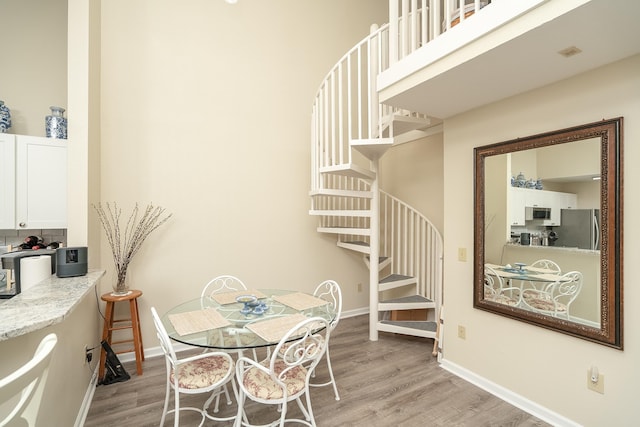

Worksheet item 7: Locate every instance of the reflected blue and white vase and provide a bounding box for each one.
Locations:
[45,106,67,139]
[0,100,11,133]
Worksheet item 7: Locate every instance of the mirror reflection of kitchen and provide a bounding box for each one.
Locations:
[483,138,601,328]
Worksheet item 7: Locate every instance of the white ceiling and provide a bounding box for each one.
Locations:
[379,0,640,119]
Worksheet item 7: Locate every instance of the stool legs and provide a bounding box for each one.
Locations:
[99,291,144,380]
[98,301,115,381]
[129,297,144,374]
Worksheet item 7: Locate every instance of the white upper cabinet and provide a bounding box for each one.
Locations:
[510,187,577,227]
[1,134,67,230]
[0,134,16,229]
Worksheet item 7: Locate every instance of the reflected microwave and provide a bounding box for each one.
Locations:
[525,206,551,220]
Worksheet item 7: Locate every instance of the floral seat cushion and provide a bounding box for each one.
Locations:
[171,355,232,390]
[242,360,307,400]
[523,290,567,313]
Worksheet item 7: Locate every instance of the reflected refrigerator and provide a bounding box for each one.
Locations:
[554,209,600,250]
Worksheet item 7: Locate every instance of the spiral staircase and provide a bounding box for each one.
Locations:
[309,15,445,344]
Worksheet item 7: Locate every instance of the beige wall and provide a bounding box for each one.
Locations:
[443,54,639,426]
[97,0,389,350]
[379,133,444,235]
[0,0,68,136]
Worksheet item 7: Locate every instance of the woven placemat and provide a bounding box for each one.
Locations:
[168,308,231,336]
[246,313,308,343]
[273,292,328,311]
[210,289,267,305]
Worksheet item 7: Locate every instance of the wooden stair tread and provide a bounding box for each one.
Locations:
[319,163,375,180]
[309,188,373,198]
[380,320,437,332]
[380,274,413,283]
[381,295,432,304]
[378,320,438,338]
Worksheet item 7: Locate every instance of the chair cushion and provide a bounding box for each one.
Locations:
[242,360,307,400]
[171,355,232,390]
[485,293,519,306]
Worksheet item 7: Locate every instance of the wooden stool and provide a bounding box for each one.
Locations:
[99,290,145,380]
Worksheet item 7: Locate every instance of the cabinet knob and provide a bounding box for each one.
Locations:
[19,222,26,228]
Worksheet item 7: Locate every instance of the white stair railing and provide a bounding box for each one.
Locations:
[311,24,387,193]
[389,0,491,65]
[380,190,443,308]
[313,1,490,191]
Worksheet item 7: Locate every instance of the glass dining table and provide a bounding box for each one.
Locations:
[161,288,336,350]
[485,263,568,287]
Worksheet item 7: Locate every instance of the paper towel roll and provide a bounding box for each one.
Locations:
[20,255,52,291]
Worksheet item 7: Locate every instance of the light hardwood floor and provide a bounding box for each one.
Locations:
[85,315,549,426]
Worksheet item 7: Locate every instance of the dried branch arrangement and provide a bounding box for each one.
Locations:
[93,202,172,294]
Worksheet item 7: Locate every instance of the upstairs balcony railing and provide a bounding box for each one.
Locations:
[389,0,491,65]
[311,1,490,193]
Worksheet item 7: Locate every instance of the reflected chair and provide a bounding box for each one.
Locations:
[0,333,57,427]
[235,316,330,427]
[521,271,583,319]
[523,259,562,294]
[150,307,237,427]
[530,259,561,273]
[309,279,342,401]
[484,265,522,307]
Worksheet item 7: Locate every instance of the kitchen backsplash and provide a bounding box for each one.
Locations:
[0,229,67,249]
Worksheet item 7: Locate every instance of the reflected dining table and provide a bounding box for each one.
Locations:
[161,288,336,351]
[485,263,568,289]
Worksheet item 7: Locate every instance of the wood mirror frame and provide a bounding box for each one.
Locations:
[473,118,623,349]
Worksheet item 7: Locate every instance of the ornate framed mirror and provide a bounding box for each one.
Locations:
[474,118,623,349]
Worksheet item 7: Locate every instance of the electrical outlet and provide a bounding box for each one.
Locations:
[85,345,92,364]
[357,283,363,292]
[587,369,604,394]
[457,325,466,339]
[458,247,467,262]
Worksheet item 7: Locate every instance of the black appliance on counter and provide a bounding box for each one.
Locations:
[56,247,88,277]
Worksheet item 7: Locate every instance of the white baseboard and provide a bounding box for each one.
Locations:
[74,366,99,427]
[440,359,582,427]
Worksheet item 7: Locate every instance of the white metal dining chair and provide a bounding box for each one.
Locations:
[530,259,561,273]
[150,307,237,427]
[484,265,522,307]
[521,271,583,319]
[523,259,562,294]
[235,316,330,427]
[199,274,260,360]
[200,275,248,300]
[0,333,57,427]
[309,279,342,401]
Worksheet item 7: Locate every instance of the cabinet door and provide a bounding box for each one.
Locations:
[509,188,526,226]
[0,134,16,229]
[15,136,67,229]
[560,192,578,210]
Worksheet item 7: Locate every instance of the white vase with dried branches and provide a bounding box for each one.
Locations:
[93,202,172,295]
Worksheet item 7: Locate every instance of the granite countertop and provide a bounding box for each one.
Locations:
[0,269,105,341]
[504,243,599,255]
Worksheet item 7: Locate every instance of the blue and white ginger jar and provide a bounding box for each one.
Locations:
[45,106,67,139]
[0,100,11,133]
